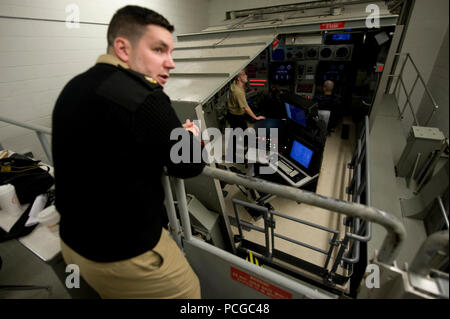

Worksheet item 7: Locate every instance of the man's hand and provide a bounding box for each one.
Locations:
[255,116,266,120]
[183,119,199,136]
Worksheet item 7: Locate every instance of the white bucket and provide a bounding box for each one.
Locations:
[37,205,60,233]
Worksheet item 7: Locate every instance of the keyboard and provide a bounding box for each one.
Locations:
[276,157,308,185]
[252,150,317,187]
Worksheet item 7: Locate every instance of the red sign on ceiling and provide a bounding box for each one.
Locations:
[320,22,346,30]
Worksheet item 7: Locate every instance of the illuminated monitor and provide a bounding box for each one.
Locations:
[332,33,351,41]
[289,139,314,169]
[285,102,306,127]
[272,48,285,61]
[270,62,295,85]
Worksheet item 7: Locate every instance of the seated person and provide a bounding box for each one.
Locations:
[313,80,342,132]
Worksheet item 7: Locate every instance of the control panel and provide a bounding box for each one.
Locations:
[296,61,318,98]
[246,48,269,94]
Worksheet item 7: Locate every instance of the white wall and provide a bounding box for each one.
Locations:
[0,0,209,162]
[391,0,449,136]
[207,0,319,26]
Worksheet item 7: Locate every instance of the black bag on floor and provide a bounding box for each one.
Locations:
[0,153,54,204]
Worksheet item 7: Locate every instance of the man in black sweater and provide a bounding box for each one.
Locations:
[52,6,205,298]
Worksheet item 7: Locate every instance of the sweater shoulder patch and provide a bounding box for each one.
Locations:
[95,68,162,112]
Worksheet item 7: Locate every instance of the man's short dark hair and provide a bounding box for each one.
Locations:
[107,6,174,49]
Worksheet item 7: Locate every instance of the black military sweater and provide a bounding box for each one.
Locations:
[52,62,205,262]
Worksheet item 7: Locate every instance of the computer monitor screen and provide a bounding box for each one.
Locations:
[290,139,314,169]
[270,62,295,84]
[332,33,351,41]
[285,102,306,127]
[271,49,285,61]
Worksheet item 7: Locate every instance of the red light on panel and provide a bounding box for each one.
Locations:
[297,83,313,93]
[249,83,265,86]
[249,80,267,82]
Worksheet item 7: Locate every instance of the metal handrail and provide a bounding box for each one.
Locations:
[389,53,439,126]
[231,198,341,271]
[0,115,53,164]
[344,116,372,265]
[409,230,449,276]
[199,165,406,265]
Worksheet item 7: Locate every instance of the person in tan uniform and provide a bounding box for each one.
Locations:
[226,70,265,162]
[227,70,265,130]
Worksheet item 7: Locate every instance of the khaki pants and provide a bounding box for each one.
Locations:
[60,229,201,299]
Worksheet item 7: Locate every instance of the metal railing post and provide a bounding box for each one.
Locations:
[324,233,339,270]
[344,116,372,265]
[365,116,371,206]
[161,174,182,248]
[329,235,350,280]
[36,131,53,165]
[173,178,193,242]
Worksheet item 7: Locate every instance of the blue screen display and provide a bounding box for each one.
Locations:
[332,33,350,41]
[285,103,306,127]
[290,140,314,169]
[272,49,285,61]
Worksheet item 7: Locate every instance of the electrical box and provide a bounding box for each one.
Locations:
[187,194,226,250]
[396,126,445,178]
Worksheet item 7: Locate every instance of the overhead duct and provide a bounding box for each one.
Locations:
[227,0,389,20]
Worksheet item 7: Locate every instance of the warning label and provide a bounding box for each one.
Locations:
[230,266,292,299]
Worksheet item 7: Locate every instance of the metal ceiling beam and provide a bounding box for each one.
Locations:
[177,16,399,42]
[227,0,386,19]
[173,56,250,62]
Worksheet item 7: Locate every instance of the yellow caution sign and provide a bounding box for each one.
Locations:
[245,251,262,267]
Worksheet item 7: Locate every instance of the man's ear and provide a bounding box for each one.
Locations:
[113,37,132,63]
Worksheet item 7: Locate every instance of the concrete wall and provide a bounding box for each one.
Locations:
[416,27,449,137]
[0,0,208,162]
[391,0,449,136]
